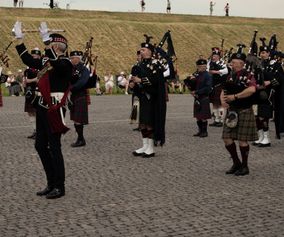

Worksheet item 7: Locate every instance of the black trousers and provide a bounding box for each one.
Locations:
[35,105,65,189]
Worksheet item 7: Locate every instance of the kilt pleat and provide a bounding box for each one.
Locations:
[222,107,258,141]
[139,95,154,127]
[70,94,89,124]
[209,85,222,106]
[194,96,211,120]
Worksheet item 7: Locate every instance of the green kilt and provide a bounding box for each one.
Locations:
[222,107,258,141]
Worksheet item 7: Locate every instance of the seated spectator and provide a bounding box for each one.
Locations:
[6,70,23,96]
[170,80,183,94]
[15,69,24,92]
[5,71,13,95]
[95,77,102,95]
[117,71,129,94]
[170,71,183,94]
[104,71,114,94]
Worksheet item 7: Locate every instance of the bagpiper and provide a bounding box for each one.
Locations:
[191,58,212,137]
[69,50,90,147]
[131,35,167,158]
[221,45,258,176]
[252,39,275,147]
[208,47,228,127]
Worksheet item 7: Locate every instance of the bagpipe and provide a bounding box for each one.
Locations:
[245,31,282,105]
[246,30,262,74]
[81,36,99,89]
[132,31,177,81]
[216,38,234,64]
[223,47,234,64]
[154,30,177,80]
[183,71,199,91]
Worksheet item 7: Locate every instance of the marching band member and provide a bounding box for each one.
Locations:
[221,48,257,176]
[208,47,228,127]
[69,50,89,147]
[191,59,212,137]
[14,21,73,199]
[132,35,167,158]
[252,43,274,147]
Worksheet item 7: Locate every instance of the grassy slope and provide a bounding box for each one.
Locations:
[0,7,284,78]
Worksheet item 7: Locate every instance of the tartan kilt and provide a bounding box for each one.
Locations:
[70,94,89,125]
[24,98,36,113]
[222,107,258,141]
[139,94,154,127]
[193,96,211,120]
[209,85,222,106]
[0,88,2,107]
[86,89,91,105]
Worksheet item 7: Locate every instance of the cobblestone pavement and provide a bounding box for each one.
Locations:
[0,95,284,237]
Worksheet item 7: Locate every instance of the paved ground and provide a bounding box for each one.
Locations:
[0,94,284,237]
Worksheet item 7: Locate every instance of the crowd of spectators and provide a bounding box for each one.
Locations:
[1,68,190,97]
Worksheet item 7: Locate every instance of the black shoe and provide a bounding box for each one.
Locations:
[46,188,65,199]
[199,132,208,137]
[258,143,271,147]
[225,164,241,174]
[133,127,140,131]
[142,153,155,158]
[193,132,201,137]
[71,139,86,147]
[215,122,223,127]
[252,141,260,146]
[36,186,53,196]
[235,166,249,176]
[132,151,144,156]
[27,131,36,139]
[209,121,218,127]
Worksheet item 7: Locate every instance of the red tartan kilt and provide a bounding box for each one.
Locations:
[209,85,222,106]
[194,97,211,120]
[0,88,3,107]
[70,94,89,124]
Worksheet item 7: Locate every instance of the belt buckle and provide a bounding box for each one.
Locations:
[51,97,60,105]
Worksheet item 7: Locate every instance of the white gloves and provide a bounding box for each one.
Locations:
[12,21,24,39]
[39,22,51,42]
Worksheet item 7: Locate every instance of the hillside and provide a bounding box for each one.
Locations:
[1,7,284,78]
